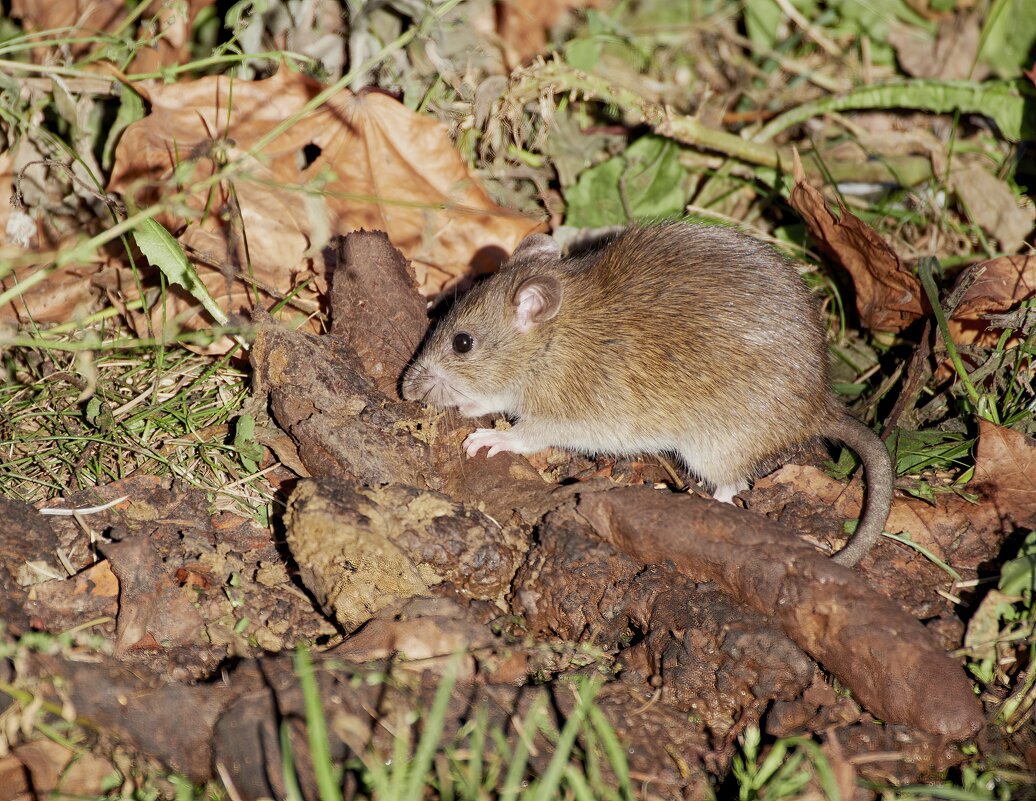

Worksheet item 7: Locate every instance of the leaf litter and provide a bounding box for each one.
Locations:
[1,0,1035,797]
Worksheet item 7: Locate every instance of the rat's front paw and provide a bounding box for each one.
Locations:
[464,428,523,458]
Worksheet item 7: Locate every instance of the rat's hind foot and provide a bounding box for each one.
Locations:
[713,482,748,504]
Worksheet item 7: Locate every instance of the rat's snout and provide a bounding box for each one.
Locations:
[401,359,456,410]
[400,360,427,402]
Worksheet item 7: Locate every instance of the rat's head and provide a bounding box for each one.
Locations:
[401,234,563,418]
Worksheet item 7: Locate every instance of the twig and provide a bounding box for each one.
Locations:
[772,0,843,58]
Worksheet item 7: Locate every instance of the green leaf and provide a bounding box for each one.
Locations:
[743,0,783,51]
[999,531,1036,596]
[755,78,1036,143]
[564,37,602,71]
[828,0,933,39]
[888,429,975,476]
[563,134,689,227]
[979,0,1036,78]
[132,218,229,326]
[103,86,145,171]
[232,414,264,473]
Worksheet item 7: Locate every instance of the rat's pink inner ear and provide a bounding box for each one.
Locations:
[512,276,562,332]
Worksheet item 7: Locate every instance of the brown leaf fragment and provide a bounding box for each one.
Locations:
[330,230,429,397]
[27,561,119,633]
[789,171,925,332]
[0,262,104,325]
[0,756,30,801]
[12,739,115,798]
[577,487,984,739]
[10,0,206,67]
[104,536,206,656]
[9,0,124,59]
[889,14,987,80]
[952,163,1036,253]
[331,597,496,675]
[974,419,1036,527]
[947,253,1036,346]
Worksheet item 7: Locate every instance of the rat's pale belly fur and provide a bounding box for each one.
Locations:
[463,409,767,499]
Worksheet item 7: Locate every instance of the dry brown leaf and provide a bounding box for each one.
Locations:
[948,254,1036,344]
[974,419,1036,527]
[952,163,1035,253]
[497,0,605,64]
[789,166,925,332]
[127,0,210,75]
[13,739,114,798]
[889,14,988,81]
[108,69,538,349]
[10,0,204,69]
[10,0,125,59]
[0,263,104,325]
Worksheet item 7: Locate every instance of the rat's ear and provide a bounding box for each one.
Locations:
[512,276,562,333]
[510,234,561,263]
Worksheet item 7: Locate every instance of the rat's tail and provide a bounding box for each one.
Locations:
[827,415,895,566]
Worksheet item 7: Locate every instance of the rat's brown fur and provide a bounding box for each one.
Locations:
[402,223,894,566]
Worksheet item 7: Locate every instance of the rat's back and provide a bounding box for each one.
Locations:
[540,223,835,484]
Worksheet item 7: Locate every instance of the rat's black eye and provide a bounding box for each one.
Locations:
[452,332,474,354]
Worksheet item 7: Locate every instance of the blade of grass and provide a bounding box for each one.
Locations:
[402,652,462,801]
[917,257,990,420]
[280,720,306,801]
[500,693,548,801]
[294,644,343,801]
[587,703,634,801]
[531,678,599,801]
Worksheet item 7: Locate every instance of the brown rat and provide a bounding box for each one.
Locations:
[401,223,894,566]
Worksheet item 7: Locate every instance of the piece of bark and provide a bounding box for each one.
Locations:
[103,536,207,659]
[250,311,435,487]
[0,497,61,634]
[576,487,984,740]
[513,506,814,751]
[32,654,238,781]
[329,230,429,398]
[285,477,530,631]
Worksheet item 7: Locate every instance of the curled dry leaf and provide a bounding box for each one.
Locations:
[974,419,1036,527]
[108,68,538,349]
[789,167,925,332]
[949,254,1036,345]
